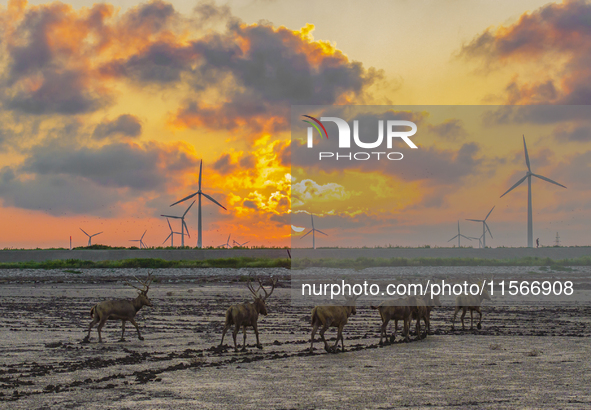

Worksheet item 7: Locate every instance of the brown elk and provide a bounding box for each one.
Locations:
[82,273,154,343]
[371,298,411,344]
[408,296,429,339]
[409,291,442,336]
[219,276,277,352]
[310,294,360,353]
[451,283,492,330]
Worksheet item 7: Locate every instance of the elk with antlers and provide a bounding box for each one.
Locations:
[82,273,154,343]
[219,275,278,352]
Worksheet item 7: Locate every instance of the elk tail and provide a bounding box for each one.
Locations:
[224,307,233,326]
[310,307,318,325]
[90,305,96,318]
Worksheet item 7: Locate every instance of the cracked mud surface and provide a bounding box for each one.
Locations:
[0,268,590,409]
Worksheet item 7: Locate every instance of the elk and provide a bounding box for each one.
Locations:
[451,282,492,330]
[408,296,429,339]
[310,294,360,354]
[219,276,277,352]
[370,298,411,344]
[409,291,442,335]
[82,273,154,343]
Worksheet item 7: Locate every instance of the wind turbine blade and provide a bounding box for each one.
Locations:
[460,235,472,241]
[500,174,528,198]
[448,235,459,242]
[170,192,197,207]
[485,206,495,221]
[183,221,191,238]
[198,160,202,191]
[485,222,493,239]
[167,219,172,232]
[163,233,172,244]
[300,230,312,239]
[315,229,328,236]
[523,135,531,172]
[201,192,227,210]
[141,230,147,240]
[466,219,483,222]
[242,241,250,245]
[183,200,196,217]
[80,228,90,237]
[93,232,103,237]
[161,214,181,219]
[311,214,315,229]
[532,173,567,189]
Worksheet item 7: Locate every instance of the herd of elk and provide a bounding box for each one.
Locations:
[83,273,154,343]
[219,276,278,352]
[81,274,490,354]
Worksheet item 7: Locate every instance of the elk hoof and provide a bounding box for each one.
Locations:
[138,336,144,341]
[98,340,104,344]
[256,344,263,350]
[477,323,482,330]
[389,336,395,343]
[241,347,247,352]
[118,338,126,342]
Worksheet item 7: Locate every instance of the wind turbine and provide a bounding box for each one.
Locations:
[130,230,147,249]
[233,239,250,247]
[466,206,494,248]
[500,136,567,248]
[80,228,102,246]
[218,234,231,248]
[162,219,182,247]
[447,221,472,247]
[170,160,227,248]
[300,214,327,249]
[161,201,194,247]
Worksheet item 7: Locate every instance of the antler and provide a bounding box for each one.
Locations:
[258,276,278,300]
[126,272,154,294]
[246,273,262,297]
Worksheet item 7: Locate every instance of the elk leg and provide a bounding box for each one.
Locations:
[232,325,239,352]
[415,316,421,339]
[426,312,432,334]
[476,307,482,330]
[336,325,344,353]
[219,324,230,348]
[422,316,429,339]
[129,318,143,341]
[119,320,126,342]
[403,317,410,342]
[389,318,396,343]
[460,308,467,330]
[319,322,331,352]
[310,323,319,353]
[241,326,247,352]
[97,317,108,343]
[380,318,390,345]
[253,323,262,349]
[83,317,99,342]
[451,306,460,330]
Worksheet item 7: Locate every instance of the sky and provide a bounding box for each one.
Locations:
[1,0,590,248]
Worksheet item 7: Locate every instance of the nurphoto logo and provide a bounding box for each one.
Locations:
[302,115,418,161]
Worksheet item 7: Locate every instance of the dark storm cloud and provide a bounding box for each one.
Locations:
[93,115,142,140]
[461,0,591,105]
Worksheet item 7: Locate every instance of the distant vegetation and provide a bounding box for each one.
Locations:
[291,256,591,269]
[0,257,291,270]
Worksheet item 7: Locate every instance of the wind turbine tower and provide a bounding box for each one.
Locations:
[170,160,227,248]
[300,214,327,249]
[466,206,495,248]
[500,136,567,248]
[130,230,148,249]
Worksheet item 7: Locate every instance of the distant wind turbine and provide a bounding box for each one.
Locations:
[218,234,231,248]
[130,230,147,249]
[170,160,227,248]
[301,214,327,249]
[500,136,566,248]
[161,201,194,247]
[448,221,472,247]
[80,228,102,246]
[233,239,250,247]
[466,206,494,248]
[162,219,183,247]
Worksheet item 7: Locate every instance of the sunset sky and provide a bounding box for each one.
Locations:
[1,0,590,248]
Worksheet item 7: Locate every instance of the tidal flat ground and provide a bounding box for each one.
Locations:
[0,267,590,409]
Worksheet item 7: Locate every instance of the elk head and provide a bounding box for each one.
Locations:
[125,273,154,307]
[343,293,360,315]
[247,276,278,316]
